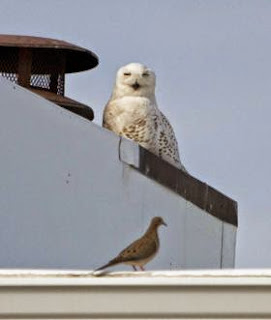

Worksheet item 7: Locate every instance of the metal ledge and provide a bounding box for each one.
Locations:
[120,138,238,227]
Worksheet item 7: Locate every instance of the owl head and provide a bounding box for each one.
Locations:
[113,63,156,99]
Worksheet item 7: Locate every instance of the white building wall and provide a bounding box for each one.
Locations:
[0,78,236,269]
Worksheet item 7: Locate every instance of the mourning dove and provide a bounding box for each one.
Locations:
[96,216,167,271]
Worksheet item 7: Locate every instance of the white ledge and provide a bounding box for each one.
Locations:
[1,269,271,318]
[0,269,271,286]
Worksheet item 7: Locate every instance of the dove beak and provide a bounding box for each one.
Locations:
[162,221,167,227]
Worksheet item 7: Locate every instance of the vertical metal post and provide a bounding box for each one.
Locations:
[17,48,32,88]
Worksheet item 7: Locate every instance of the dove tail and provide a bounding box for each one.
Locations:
[95,259,119,271]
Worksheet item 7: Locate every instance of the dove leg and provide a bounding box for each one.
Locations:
[132,266,137,271]
[139,266,145,271]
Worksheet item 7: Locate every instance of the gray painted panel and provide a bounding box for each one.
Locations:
[184,202,223,268]
[221,223,237,268]
[0,78,236,269]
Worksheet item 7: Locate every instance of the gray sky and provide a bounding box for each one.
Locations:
[1,0,271,267]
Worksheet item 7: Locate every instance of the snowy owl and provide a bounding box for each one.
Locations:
[103,63,186,171]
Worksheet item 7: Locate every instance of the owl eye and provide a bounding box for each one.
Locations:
[142,72,149,77]
[123,72,131,76]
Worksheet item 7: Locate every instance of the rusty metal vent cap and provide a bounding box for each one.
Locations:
[0,34,98,121]
[0,34,98,72]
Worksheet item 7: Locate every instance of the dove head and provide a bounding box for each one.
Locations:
[112,63,156,100]
[151,216,167,228]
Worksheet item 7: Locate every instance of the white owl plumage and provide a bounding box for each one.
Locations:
[103,63,186,171]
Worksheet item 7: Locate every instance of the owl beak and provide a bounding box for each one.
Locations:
[131,81,140,90]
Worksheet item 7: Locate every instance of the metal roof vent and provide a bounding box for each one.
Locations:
[0,34,98,121]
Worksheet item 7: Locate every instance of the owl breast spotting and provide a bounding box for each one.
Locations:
[103,63,186,171]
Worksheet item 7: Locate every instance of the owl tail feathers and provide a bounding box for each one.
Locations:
[95,258,120,271]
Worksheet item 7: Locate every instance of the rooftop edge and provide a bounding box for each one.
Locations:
[137,147,238,227]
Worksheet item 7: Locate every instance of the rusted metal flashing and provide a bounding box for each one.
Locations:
[139,147,238,227]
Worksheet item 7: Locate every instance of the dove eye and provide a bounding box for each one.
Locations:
[123,72,131,76]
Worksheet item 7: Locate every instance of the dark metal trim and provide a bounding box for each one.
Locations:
[138,147,238,227]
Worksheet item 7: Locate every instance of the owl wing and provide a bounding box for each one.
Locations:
[102,100,114,130]
[157,111,187,171]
